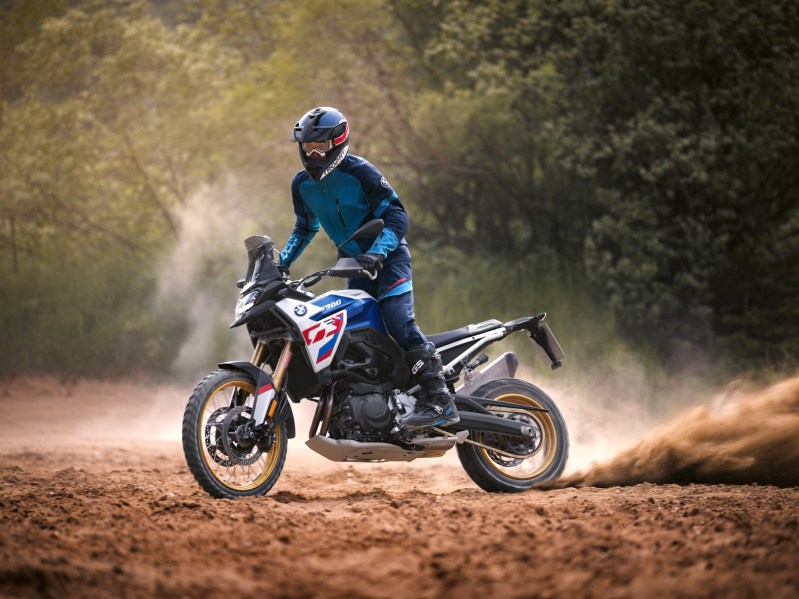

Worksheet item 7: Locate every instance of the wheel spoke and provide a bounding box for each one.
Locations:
[202,386,282,490]
[478,394,559,481]
[186,372,286,497]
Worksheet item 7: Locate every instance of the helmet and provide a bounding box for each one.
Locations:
[291,107,349,181]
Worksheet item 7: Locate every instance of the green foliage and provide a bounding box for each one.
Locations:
[0,0,247,374]
[390,0,599,260]
[0,253,185,375]
[546,0,799,367]
[1,0,797,379]
[412,250,629,377]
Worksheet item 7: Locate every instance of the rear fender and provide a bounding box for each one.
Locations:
[455,352,518,396]
[503,314,565,370]
[219,361,296,438]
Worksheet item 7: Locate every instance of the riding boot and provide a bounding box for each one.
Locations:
[403,343,460,430]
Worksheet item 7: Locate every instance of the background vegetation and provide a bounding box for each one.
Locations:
[1,0,797,389]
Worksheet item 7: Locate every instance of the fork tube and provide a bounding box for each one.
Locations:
[251,341,268,367]
[271,341,295,392]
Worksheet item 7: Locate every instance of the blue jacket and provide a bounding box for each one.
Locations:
[280,153,409,268]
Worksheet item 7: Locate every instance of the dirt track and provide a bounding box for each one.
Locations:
[1,377,798,599]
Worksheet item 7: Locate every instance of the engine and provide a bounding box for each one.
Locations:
[329,383,397,441]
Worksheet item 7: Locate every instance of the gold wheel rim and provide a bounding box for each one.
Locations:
[478,392,558,481]
[199,380,282,491]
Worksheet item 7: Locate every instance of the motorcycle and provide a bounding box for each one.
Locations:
[182,220,569,499]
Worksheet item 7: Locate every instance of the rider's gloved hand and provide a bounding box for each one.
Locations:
[277,263,290,278]
[355,253,384,273]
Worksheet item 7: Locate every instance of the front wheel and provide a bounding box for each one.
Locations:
[456,378,569,492]
[182,368,287,499]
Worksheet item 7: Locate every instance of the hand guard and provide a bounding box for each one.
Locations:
[355,253,384,274]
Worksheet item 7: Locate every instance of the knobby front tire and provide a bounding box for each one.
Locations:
[456,378,569,493]
[182,369,287,499]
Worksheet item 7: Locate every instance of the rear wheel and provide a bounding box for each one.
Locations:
[182,369,287,499]
[456,378,568,492]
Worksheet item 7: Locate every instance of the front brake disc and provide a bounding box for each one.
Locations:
[205,408,235,467]
[219,405,262,466]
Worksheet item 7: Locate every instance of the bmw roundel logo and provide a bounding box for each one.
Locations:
[294,305,308,316]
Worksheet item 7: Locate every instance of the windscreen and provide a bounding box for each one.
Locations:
[242,236,280,289]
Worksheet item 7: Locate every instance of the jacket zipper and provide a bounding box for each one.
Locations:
[335,198,346,227]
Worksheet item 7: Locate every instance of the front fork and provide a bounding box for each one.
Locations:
[263,341,295,393]
[248,340,294,428]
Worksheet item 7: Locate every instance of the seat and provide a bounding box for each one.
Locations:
[427,319,504,349]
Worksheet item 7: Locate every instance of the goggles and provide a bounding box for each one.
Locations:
[302,140,333,157]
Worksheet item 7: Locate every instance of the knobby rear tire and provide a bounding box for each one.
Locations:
[182,369,287,499]
[456,378,569,493]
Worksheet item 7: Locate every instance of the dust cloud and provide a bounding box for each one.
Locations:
[155,179,272,378]
[529,358,666,476]
[547,376,799,488]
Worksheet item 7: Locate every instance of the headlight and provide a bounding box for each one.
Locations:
[234,290,259,320]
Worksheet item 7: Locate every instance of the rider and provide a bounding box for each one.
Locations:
[277,106,458,430]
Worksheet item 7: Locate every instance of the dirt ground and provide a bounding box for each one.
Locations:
[1,376,798,599]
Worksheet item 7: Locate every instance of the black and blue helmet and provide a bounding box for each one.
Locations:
[291,107,350,181]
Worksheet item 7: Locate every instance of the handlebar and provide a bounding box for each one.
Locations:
[292,259,378,291]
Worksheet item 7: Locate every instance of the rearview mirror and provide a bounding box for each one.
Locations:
[336,219,384,250]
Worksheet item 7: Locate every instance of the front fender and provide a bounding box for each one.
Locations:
[219,361,296,438]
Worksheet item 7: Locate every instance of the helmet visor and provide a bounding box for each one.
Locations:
[301,140,333,157]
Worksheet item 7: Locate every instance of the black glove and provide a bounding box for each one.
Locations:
[355,253,384,273]
[277,263,290,277]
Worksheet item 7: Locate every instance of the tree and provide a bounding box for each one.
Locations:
[561,0,799,366]
[387,0,799,370]
[388,0,598,260]
[0,0,246,374]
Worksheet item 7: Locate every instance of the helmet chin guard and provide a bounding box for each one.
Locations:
[292,107,349,181]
